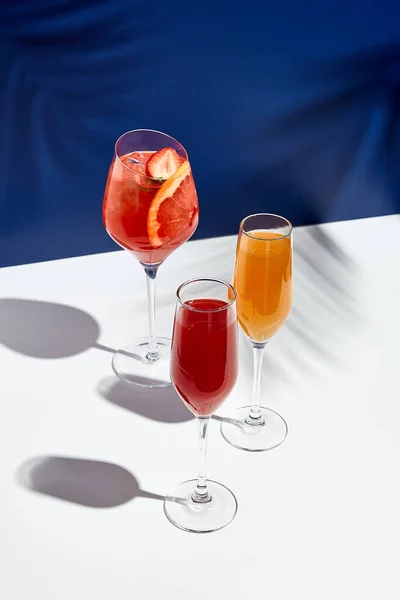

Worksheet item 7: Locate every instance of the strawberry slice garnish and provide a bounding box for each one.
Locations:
[145,147,184,180]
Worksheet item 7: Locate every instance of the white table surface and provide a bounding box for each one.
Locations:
[1,214,400,599]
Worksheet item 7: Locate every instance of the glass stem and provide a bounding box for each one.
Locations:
[144,266,160,361]
[192,417,212,504]
[246,342,267,426]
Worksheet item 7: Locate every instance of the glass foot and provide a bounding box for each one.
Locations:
[112,337,171,387]
[163,479,238,533]
[220,406,288,452]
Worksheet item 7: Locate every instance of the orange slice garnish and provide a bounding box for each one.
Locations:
[147,160,198,248]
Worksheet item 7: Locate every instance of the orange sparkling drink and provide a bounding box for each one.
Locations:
[233,230,292,342]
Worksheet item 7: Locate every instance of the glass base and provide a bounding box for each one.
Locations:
[112,337,171,387]
[163,479,238,534]
[220,406,288,452]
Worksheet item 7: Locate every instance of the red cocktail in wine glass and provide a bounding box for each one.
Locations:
[102,129,199,387]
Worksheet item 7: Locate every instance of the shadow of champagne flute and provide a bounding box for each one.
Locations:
[211,414,248,431]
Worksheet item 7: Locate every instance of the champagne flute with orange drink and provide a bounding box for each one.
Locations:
[221,213,292,451]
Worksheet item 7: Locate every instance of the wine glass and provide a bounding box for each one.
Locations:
[102,129,199,387]
[220,214,293,452]
[164,278,239,533]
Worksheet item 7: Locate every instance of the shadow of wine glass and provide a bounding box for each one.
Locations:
[97,375,193,423]
[0,298,111,358]
[17,456,186,508]
[0,297,144,361]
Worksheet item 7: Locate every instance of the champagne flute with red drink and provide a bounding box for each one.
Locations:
[164,278,239,533]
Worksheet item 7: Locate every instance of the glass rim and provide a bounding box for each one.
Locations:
[240,213,293,241]
[176,278,236,313]
[114,129,188,181]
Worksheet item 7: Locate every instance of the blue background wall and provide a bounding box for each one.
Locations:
[1,0,399,267]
